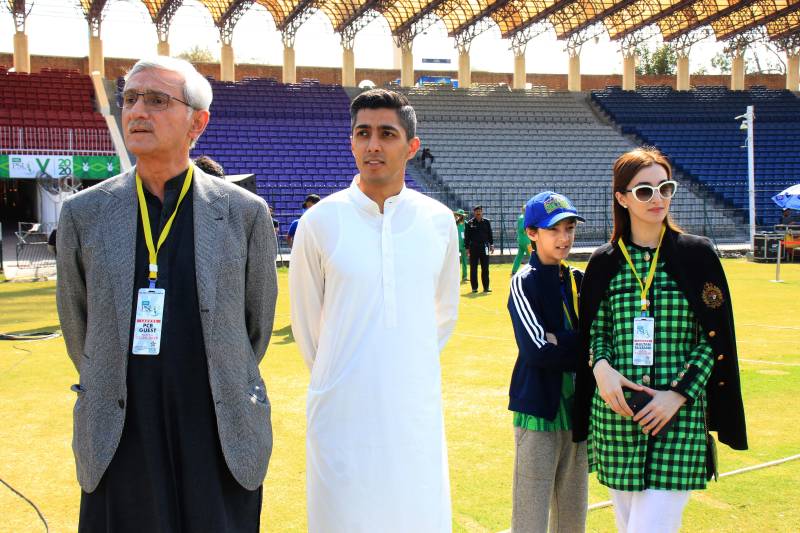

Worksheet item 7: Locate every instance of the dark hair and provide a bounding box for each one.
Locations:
[194,155,225,178]
[611,147,682,243]
[303,193,321,208]
[350,88,417,140]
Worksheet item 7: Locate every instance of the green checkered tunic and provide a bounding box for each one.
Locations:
[589,244,714,491]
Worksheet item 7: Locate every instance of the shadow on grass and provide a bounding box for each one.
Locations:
[462,291,493,299]
[1,325,61,336]
[273,323,295,345]
[0,285,57,299]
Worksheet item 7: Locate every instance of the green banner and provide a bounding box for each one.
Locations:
[72,156,121,180]
[0,154,120,180]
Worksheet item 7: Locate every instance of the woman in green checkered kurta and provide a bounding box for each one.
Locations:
[589,245,714,491]
[579,147,738,533]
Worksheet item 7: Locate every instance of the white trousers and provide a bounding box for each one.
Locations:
[609,489,691,533]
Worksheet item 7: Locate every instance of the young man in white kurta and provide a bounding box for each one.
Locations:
[289,89,460,533]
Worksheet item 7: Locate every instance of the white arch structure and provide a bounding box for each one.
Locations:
[4,0,799,90]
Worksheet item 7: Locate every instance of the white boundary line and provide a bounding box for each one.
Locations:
[496,453,800,532]
[739,358,800,367]
[718,453,800,478]
[739,323,800,331]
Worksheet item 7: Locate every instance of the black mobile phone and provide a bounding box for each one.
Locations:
[624,387,677,436]
[626,388,653,412]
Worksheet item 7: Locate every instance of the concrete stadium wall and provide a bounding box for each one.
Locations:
[0,53,788,91]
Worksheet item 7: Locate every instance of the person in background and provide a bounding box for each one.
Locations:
[193,155,225,178]
[420,147,435,169]
[465,205,494,293]
[48,228,57,257]
[287,193,320,248]
[511,203,532,276]
[780,208,800,226]
[454,209,468,282]
[269,205,280,237]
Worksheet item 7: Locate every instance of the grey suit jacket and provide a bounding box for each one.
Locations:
[56,166,278,492]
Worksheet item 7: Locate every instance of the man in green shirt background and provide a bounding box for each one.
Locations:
[454,209,468,282]
[511,204,532,275]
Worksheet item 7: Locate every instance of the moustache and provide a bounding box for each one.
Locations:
[128,120,153,133]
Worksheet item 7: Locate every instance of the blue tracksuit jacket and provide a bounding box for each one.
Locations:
[507,252,584,420]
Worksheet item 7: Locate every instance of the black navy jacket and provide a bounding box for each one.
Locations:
[507,252,584,420]
[464,217,493,252]
[573,228,748,450]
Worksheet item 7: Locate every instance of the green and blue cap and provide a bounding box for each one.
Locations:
[524,191,584,229]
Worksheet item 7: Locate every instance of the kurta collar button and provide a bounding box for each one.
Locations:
[718,381,726,387]
[717,354,725,361]
[709,330,716,338]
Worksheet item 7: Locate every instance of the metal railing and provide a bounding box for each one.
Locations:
[254,172,787,258]
[0,126,115,155]
[411,186,783,251]
[14,222,56,268]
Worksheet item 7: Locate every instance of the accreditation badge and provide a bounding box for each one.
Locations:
[632,316,655,366]
[132,288,165,355]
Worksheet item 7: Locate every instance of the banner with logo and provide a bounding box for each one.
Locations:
[72,155,121,179]
[0,154,120,180]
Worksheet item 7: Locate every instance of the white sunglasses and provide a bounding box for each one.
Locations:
[624,180,678,203]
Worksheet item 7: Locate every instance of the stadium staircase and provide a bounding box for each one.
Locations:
[396,85,744,246]
[591,85,800,227]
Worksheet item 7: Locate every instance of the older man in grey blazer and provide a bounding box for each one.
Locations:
[56,56,277,532]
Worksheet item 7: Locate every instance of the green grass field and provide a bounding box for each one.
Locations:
[1,259,799,532]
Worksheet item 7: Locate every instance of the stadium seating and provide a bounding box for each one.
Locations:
[0,69,111,152]
[189,78,420,239]
[591,85,800,226]
[399,85,743,245]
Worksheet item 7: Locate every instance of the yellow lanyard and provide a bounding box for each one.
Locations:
[135,165,194,288]
[618,225,666,315]
[560,261,579,329]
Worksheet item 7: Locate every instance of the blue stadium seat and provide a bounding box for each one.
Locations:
[591,85,800,225]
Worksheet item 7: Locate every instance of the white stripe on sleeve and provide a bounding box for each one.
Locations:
[510,274,547,348]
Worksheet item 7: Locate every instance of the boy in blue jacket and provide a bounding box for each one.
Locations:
[507,191,588,533]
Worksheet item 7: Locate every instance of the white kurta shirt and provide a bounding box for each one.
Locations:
[289,177,460,533]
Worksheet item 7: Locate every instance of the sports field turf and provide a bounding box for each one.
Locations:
[1,259,798,532]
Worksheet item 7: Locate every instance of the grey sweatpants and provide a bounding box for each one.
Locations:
[512,428,588,533]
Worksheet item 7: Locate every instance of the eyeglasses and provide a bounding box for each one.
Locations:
[624,180,678,203]
[119,90,191,111]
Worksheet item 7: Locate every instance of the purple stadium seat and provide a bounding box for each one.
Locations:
[191,78,423,234]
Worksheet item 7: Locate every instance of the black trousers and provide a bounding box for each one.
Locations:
[469,248,490,291]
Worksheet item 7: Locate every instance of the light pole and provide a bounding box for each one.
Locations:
[736,106,755,252]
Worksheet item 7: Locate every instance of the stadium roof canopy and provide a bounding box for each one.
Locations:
[70,0,800,45]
